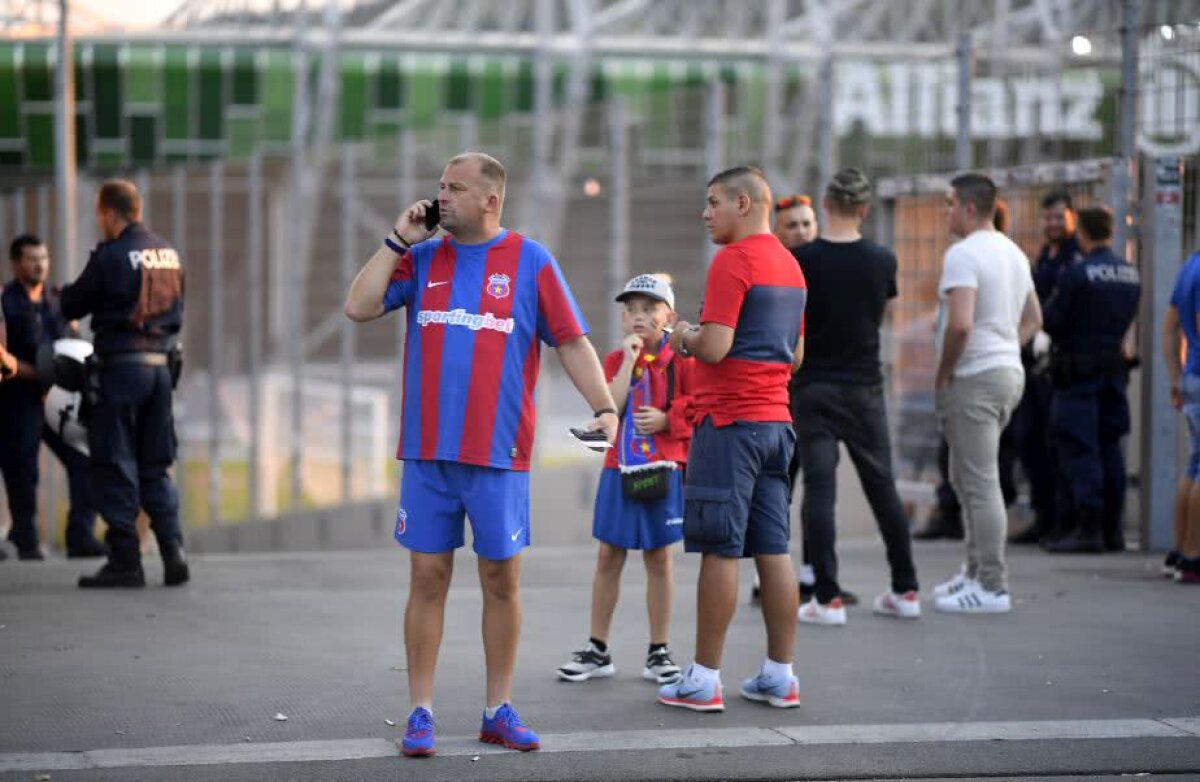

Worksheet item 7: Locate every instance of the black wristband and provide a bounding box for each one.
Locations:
[391,228,411,247]
[593,407,618,418]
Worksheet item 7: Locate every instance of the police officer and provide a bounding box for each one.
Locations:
[1042,206,1140,554]
[1012,191,1083,545]
[1,234,107,560]
[60,180,188,588]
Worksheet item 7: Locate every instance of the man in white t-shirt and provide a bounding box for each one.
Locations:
[932,173,1042,614]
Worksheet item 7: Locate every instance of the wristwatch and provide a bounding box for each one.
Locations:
[593,407,618,418]
[678,326,700,357]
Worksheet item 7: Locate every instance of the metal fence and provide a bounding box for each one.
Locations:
[4,8,1200,551]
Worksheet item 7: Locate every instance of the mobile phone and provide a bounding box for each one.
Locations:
[424,199,440,231]
[569,427,613,450]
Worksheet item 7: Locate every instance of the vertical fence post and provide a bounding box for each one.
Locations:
[54,0,76,284]
[208,160,223,527]
[135,170,150,226]
[1140,158,1184,551]
[172,167,187,519]
[955,32,973,171]
[247,153,263,525]
[339,144,356,503]
[13,187,25,234]
[817,55,835,225]
[36,184,49,242]
[1113,0,1138,257]
[705,78,725,265]
[608,95,629,349]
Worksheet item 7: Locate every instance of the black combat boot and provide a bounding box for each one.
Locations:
[161,541,190,587]
[67,538,108,559]
[1044,508,1105,554]
[79,560,146,588]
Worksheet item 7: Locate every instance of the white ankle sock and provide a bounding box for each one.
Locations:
[761,657,792,683]
[687,662,720,685]
[484,703,507,719]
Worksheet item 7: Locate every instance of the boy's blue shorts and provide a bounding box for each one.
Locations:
[395,459,530,561]
[592,467,685,550]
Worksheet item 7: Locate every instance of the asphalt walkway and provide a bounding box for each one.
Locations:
[1,539,1197,780]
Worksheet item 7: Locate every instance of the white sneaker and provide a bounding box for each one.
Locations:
[934,584,1011,614]
[797,597,846,626]
[873,590,921,619]
[932,564,971,598]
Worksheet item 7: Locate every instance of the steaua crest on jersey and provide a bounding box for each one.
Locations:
[487,273,512,299]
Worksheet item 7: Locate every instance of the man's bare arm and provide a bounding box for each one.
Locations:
[556,335,620,440]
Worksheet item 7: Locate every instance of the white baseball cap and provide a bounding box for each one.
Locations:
[615,274,675,311]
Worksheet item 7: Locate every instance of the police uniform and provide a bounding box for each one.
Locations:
[0,279,105,559]
[1014,234,1082,542]
[60,222,187,587]
[1042,245,1140,553]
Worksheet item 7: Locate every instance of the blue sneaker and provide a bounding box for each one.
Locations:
[739,672,801,708]
[401,707,435,757]
[656,667,725,712]
[479,704,540,751]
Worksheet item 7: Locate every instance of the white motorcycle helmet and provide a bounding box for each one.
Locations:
[45,384,89,455]
[36,337,94,392]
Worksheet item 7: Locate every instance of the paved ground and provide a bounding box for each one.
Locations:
[1,539,1198,780]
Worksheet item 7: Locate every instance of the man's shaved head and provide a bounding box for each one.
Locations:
[707,166,772,210]
[703,166,774,245]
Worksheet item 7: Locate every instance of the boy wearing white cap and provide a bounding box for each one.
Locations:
[557,274,695,685]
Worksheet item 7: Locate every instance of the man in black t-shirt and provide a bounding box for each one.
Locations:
[792,169,920,627]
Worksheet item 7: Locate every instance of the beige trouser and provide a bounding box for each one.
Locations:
[936,366,1025,593]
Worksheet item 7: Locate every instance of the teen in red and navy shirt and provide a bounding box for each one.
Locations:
[691,233,807,426]
[657,167,806,715]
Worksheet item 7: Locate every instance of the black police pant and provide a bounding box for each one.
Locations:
[792,381,919,604]
[1014,373,1058,524]
[0,399,97,551]
[0,397,42,551]
[1050,376,1129,536]
[87,363,182,567]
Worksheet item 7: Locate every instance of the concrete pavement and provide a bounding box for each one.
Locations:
[1,539,1198,780]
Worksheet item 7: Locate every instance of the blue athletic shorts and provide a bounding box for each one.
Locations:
[592,467,685,550]
[395,460,530,561]
[683,417,794,558]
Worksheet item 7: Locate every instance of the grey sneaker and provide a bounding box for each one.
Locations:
[643,647,682,684]
[557,641,615,682]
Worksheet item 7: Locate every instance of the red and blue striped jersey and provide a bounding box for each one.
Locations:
[382,229,588,471]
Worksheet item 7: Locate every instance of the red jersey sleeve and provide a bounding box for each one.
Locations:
[382,251,414,312]
[602,349,624,384]
[699,246,752,328]
[536,252,589,346]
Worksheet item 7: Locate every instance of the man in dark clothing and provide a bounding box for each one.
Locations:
[60,180,188,588]
[791,169,920,627]
[1042,207,1140,553]
[1017,191,1081,543]
[0,234,105,560]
